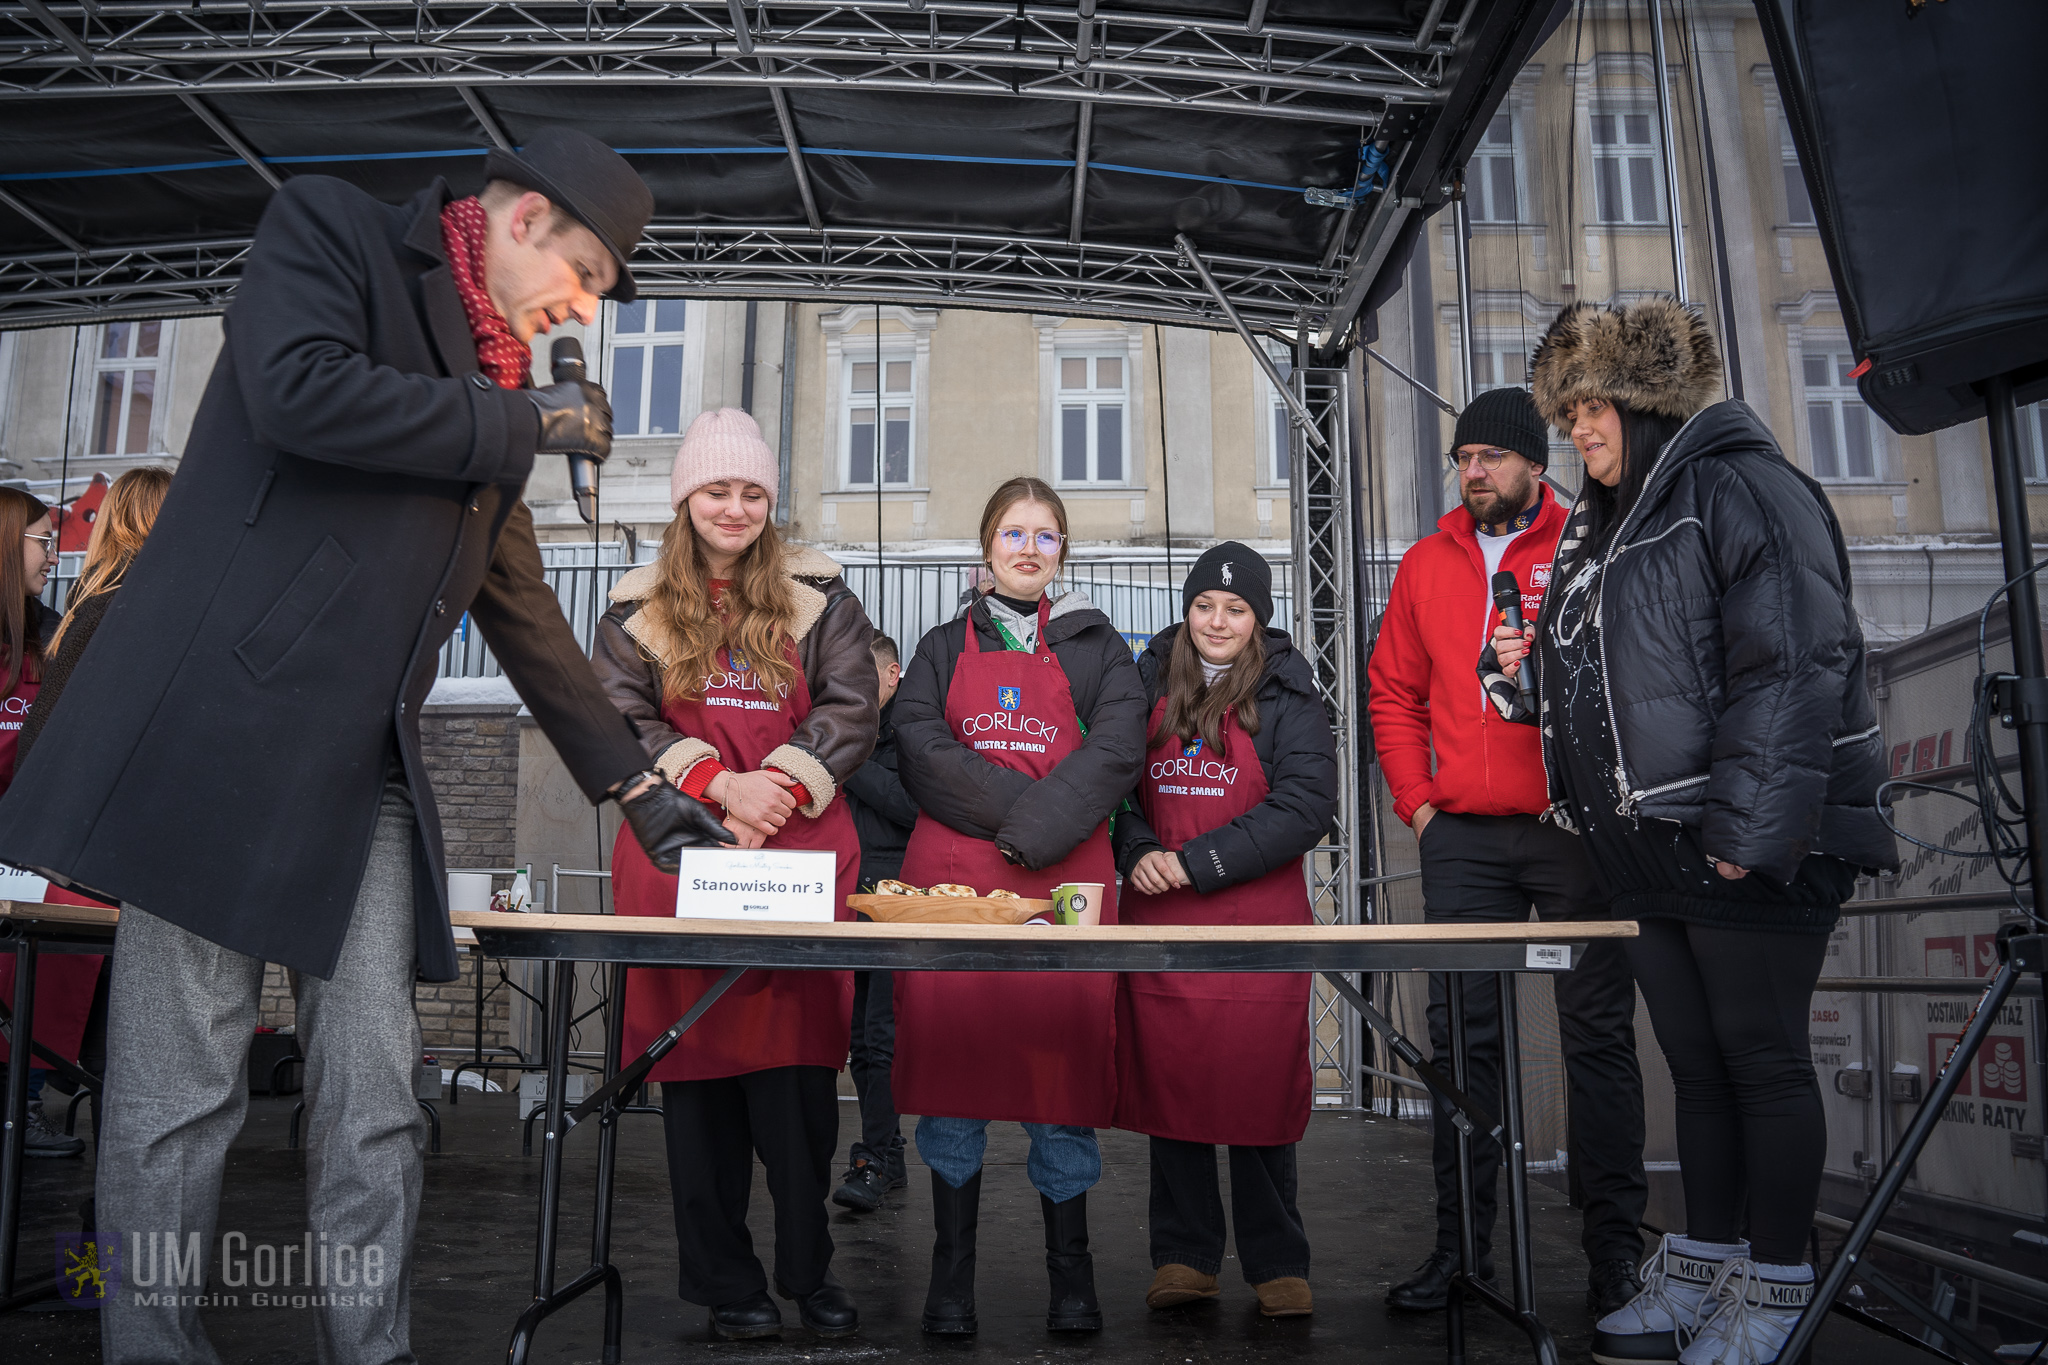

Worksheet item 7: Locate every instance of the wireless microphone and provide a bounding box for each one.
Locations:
[550,336,600,525]
[1490,569,1536,707]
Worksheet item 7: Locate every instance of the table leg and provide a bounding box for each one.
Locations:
[1446,970,1472,1365]
[1496,973,1559,1365]
[504,963,747,1365]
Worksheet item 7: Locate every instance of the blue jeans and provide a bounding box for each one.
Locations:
[916,1115,1101,1204]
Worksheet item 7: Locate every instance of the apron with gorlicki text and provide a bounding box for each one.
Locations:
[612,642,858,1082]
[1113,699,1311,1146]
[892,597,1119,1127]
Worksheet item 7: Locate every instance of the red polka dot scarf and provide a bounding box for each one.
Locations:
[439,196,531,391]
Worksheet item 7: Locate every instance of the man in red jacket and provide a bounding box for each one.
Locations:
[1367,387,1647,1316]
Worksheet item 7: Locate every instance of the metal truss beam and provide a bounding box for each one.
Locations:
[0,2,1443,124]
[1289,359,1362,1107]
[0,226,1345,333]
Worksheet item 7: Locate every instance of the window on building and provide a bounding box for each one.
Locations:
[1803,347,1880,481]
[607,300,689,437]
[1057,351,1128,484]
[1590,105,1663,225]
[1470,113,1522,224]
[91,321,162,455]
[1265,340,1295,486]
[846,355,913,487]
[1779,119,1815,226]
[2019,401,2048,483]
[1470,344,1529,396]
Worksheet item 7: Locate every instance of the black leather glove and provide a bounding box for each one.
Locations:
[528,379,613,462]
[617,775,735,873]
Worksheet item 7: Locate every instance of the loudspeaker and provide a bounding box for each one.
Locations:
[1756,0,2048,434]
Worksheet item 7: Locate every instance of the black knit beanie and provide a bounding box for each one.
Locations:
[1452,386,1551,469]
[1181,542,1274,627]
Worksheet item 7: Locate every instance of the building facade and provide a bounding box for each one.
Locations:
[0,0,2041,646]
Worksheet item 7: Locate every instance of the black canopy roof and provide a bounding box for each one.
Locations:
[0,0,1562,343]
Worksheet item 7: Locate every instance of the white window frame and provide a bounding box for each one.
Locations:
[1778,116,1816,228]
[1799,342,1884,484]
[1033,319,1147,495]
[602,299,704,441]
[818,306,937,504]
[1052,349,1132,486]
[1256,339,1298,491]
[1588,95,1666,226]
[87,320,171,457]
[1470,110,1526,225]
[839,350,918,490]
[2019,401,2048,485]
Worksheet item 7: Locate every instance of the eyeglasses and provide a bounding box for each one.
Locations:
[1449,447,1519,473]
[995,529,1065,555]
[22,532,55,556]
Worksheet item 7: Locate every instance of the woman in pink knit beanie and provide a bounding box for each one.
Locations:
[590,405,879,1339]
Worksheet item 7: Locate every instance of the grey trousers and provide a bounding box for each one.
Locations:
[99,780,426,1365]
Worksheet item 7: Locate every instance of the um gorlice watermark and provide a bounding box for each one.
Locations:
[62,1231,394,1311]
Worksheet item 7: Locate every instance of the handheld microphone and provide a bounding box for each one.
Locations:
[550,336,600,525]
[1490,570,1536,707]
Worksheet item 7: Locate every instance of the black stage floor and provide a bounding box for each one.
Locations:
[4,1093,1928,1363]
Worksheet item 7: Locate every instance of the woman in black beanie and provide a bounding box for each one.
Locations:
[1110,542,1338,1318]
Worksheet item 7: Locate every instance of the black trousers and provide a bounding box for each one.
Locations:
[1419,811,1648,1266]
[1625,919,1829,1265]
[847,970,904,1170]
[1148,1136,1311,1283]
[661,1065,839,1306]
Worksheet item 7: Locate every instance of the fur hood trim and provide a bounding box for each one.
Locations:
[1529,297,1721,431]
[609,544,846,669]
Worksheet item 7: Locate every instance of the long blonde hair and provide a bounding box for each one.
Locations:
[642,507,800,703]
[52,467,172,654]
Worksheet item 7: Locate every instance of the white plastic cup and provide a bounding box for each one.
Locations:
[447,872,494,916]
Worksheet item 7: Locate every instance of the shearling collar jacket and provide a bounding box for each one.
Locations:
[1489,400,1897,882]
[590,544,879,816]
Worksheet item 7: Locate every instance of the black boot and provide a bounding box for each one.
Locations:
[1041,1192,1103,1332]
[922,1170,980,1334]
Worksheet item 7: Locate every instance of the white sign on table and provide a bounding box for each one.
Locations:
[0,862,49,903]
[673,848,836,923]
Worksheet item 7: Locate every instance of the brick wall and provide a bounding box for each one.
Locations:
[256,701,525,1056]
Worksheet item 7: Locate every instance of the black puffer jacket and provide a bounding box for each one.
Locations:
[895,590,1147,871]
[1111,624,1339,894]
[1522,400,1896,882]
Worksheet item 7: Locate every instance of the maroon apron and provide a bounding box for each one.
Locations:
[612,643,858,1082]
[1113,700,1312,1146]
[892,598,1119,1127]
[0,671,106,1064]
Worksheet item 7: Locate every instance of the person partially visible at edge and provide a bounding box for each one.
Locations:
[834,633,917,1215]
[7,467,174,1164]
[1108,542,1337,1320]
[22,466,174,763]
[1487,298,1897,1365]
[1367,387,1650,1319]
[891,476,1148,1337]
[592,406,877,1343]
[0,486,82,1160]
[0,130,732,1365]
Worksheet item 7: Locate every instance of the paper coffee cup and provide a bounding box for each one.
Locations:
[1053,882,1105,927]
[448,872,494,916]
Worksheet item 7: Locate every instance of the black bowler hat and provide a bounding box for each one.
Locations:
[485,127,654,303]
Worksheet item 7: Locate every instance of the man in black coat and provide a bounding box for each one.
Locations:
[0,130,727,1364]
[836,634,918,1212]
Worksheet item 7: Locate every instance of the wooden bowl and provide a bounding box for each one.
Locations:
[847,894,1053,925]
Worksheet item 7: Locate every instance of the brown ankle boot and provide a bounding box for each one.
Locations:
[1254,1277,1313,1317]
[1147,1264,1221,1309]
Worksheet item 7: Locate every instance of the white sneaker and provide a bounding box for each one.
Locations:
[1592,1234,1749,1365]
[1677,1257,1814,1365]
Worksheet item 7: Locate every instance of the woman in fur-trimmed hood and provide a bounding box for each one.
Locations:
[591,407,876,1342]
[1487,297,1895,1365]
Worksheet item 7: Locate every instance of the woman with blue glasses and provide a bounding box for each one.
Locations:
[891,476,1147,1335]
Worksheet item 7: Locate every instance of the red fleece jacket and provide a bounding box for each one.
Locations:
[1368,486,1566,826]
